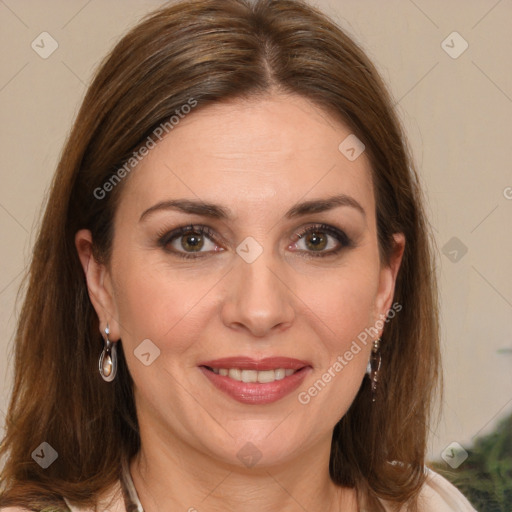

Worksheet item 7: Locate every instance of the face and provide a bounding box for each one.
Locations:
[77,93,404,469]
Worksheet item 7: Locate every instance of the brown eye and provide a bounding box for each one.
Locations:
[291,224,352,257]
[158,225,222,259]
[303,231,328,251]
[180,230,205,252]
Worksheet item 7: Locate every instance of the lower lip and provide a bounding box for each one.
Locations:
[199,366,312,405]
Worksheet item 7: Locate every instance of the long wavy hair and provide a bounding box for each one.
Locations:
[0,0,441,510]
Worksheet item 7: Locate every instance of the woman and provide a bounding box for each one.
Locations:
[0,0,477,510]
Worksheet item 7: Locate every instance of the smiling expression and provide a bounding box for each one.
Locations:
[78,92,404,468]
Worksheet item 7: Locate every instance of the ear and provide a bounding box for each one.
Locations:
[372,232,405,336]
[75,229,121,341]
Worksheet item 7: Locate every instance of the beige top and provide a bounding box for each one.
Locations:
[1,462,478,512]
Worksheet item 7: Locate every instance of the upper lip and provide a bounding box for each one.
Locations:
[198,356,311,371]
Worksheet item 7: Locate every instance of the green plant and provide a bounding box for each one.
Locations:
[430,412,512,511]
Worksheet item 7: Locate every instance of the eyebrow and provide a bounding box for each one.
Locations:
[139,194,366,222]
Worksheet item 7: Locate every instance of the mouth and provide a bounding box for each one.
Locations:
[198,356,312,405]
[203,366,300,383]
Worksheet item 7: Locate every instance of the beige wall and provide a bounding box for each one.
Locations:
[1,0,511,465]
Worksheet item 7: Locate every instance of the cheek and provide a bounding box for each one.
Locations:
[293,259,379,402]
[111,236,380,363]
[290,267,380,428]
[110,252,220,353]
[295,262,379,350]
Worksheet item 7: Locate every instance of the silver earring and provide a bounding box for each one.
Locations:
[365,338,381,402]
[99,323,118,382]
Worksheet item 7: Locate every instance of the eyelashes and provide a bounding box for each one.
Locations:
[156,223,354,260]
[157,225,221,259]
[291,223,353,257]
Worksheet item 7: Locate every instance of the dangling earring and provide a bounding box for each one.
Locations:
[365,338,381,402]
[99,323,118,382]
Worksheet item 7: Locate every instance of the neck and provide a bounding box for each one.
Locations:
[129,427,358,512]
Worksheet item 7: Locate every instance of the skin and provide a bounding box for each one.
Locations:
[76,93,405,512]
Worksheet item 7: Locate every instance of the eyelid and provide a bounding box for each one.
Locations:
[157,222,354,259]
[156,224,223,259]
[292,223,351,244]
[290,223,353,257]
[157,224,218,244]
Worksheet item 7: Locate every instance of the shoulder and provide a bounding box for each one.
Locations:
[377,467,477,512]
[415,468,477,511]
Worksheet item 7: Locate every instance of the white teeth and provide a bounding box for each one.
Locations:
[241,370,258,383]
[257,370,275,383]
[209,367,299,382]
[228,368,242,381]
[274,369,285,380]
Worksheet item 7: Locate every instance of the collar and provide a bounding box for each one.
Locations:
[120,454,145,512]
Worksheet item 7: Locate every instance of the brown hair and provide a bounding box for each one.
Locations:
[0,0,441,510]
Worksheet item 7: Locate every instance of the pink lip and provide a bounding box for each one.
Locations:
[199,366,311,405]
[198,357,312,405]
[198,356,311,371]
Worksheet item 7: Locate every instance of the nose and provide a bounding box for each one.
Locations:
[220,249,296,338]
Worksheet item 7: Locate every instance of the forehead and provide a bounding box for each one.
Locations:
[118,94,375,224]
